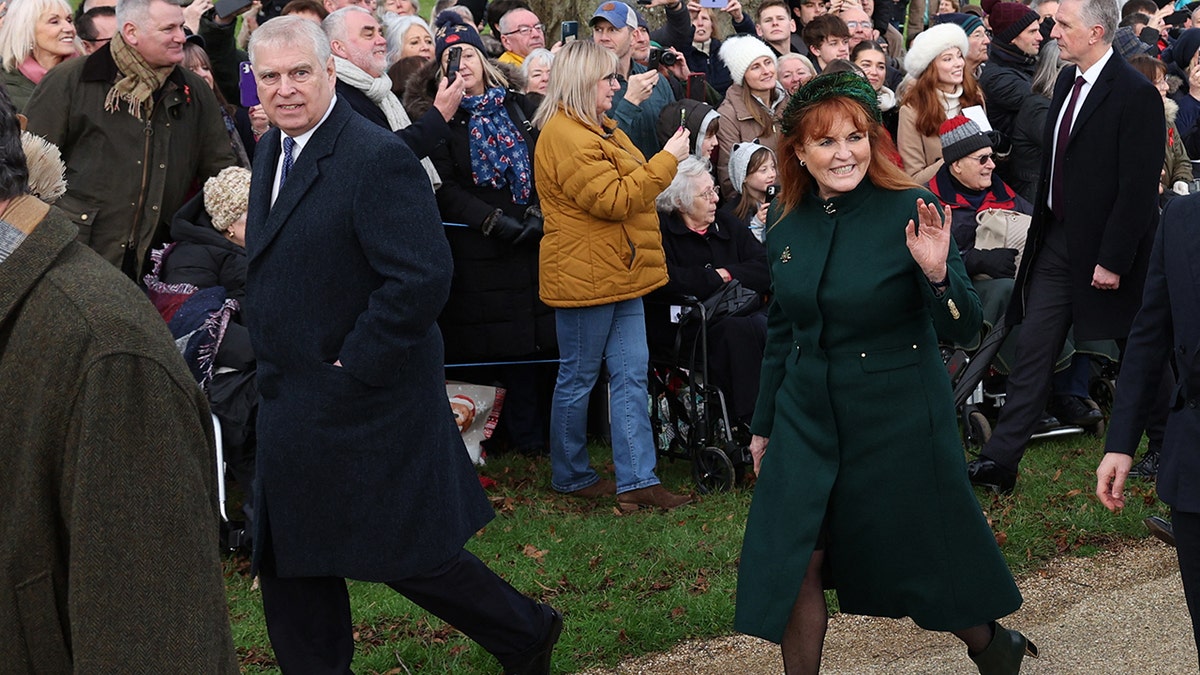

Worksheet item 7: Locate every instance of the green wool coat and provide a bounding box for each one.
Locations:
[0,207,237,672]
[735,181,1023,643]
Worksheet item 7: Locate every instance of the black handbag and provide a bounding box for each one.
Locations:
[686,279,762,325]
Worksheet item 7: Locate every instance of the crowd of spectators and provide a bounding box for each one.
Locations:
[1,0,1192,481]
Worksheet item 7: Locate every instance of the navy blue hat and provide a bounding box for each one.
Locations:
[434,10,486,62]
[933,11,985,37]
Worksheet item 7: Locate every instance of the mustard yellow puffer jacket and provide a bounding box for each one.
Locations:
[535,109,678,308]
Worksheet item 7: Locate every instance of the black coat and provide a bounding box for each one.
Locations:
[335,79,451,161]
[1008,92,1049,204]
[1105,194,1200,513]
[244,99,493,580]
[160,192,253,371]
[1009,51,1165,340]
[407,71,555,363]
[977,42,1036,142]
[647,208,769,351]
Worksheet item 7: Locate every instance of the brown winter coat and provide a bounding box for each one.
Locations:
[715,82,784,199]
[534,108,676,308]
[0,202,237,672]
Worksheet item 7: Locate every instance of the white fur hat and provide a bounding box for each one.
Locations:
[903,23,970,79]
[720,35,777,86]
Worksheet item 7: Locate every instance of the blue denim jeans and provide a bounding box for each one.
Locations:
[550,298,661,494]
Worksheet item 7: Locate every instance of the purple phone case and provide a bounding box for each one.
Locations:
[239,61,259,109]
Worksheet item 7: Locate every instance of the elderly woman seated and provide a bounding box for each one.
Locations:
[647,157,770,427]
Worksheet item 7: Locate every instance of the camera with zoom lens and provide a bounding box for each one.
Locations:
[648,47,679,69]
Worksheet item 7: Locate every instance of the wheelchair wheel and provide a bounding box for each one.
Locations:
[693,446,736,494]
[965,409,991,451]
[1089,377,1116,417]
[1085,398,1106,437]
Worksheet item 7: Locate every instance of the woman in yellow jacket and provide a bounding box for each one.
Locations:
[532,40,693,511]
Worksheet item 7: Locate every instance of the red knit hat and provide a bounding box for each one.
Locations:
[938,115,992,165]
[989,1,1040,43]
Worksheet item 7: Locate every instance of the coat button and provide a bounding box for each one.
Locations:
[80,214,87,221]
[1189,400,1197,409]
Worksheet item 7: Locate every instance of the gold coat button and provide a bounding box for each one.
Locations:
[948,299,960,320]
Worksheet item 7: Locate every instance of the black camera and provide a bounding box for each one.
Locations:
[648,47,679,70]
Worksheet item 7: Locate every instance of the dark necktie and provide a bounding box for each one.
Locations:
[1051,76,1085,222]
[281,136,296,186]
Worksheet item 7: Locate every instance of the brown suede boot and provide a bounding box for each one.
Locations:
[567,478,617,499]
[616,485,693,512]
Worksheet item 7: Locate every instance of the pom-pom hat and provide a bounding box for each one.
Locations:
[719,35,777,86]
[904,23,970,78]
[434,10,486,62]
[938,114,992,165]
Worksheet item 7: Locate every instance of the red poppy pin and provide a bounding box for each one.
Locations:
[184,84,191,104]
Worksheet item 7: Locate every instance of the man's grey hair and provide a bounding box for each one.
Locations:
[323,5,374,44]
[656,157,714,214]
[249,14,333,67]
[498,6,534,34]
[115,0,159,30]
[1078,0,1119,44]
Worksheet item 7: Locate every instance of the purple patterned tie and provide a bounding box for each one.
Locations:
[1051,76,1085,222]
[281,136,295,186]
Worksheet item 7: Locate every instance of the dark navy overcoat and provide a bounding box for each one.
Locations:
[244,99,493,580]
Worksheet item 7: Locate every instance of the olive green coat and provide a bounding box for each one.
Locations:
[0,206,237,672]
[735,181,1022,642]
[1,69,36,112]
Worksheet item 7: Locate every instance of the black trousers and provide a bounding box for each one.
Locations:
[259,548,550,674]
[1175,508,1200,667]
[983,232,1075,470]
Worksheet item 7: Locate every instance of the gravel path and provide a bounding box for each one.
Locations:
[582,539,1194,674]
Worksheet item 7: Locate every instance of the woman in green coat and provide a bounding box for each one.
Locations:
[735,73,1035,674]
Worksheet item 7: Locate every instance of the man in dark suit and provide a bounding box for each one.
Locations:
[242,17,560,673]
[1097,193,1200,664]
[968,0,1166,494]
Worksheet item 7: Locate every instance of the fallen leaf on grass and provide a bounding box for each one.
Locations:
[995,531,1008,546]
[522,544,548,562]
[617,629,629,643]
[670,606,686,619]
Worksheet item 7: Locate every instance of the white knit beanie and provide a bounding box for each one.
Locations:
[720,35,776,86]
[903,23,970,79]
[204,166,252,233]
[728,141,771,194]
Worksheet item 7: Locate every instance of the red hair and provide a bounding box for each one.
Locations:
[899,51,984,137]
[775,96,916,222]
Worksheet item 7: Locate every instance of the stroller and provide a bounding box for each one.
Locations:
[645,295,753,493]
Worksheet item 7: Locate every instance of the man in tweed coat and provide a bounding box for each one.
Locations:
[0,88,237,672]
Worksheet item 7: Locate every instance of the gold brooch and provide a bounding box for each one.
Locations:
[780,246,792,264]
[948,298,960,320]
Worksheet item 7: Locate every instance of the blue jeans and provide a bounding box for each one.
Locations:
[550,298,660,494]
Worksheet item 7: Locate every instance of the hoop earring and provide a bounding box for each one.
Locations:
[800,160,806,167]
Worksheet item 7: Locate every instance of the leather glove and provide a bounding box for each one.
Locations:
[964,247,1018,279]
[481,209,525,242]
[515,205,544,245]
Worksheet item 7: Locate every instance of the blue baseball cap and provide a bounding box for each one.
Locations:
[590,1,638,29]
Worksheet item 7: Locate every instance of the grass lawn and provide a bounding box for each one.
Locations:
[225,432,1168,673]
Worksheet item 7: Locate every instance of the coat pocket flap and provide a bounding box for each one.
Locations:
[859,345,921,373]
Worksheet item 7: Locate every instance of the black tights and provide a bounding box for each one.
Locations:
[778,552,993,673]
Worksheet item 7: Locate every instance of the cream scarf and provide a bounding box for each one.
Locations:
[333,56,440,189]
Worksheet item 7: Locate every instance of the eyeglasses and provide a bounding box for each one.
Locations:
[845,21,871,29]
[503,23,545,36]
[694,185,719,200]
[600,73,621,85]
[969,152,995,166]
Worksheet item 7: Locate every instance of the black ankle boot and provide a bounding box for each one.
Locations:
[970,622,1038,674]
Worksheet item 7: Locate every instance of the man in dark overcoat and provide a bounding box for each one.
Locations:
[242,16,560,673]
[1096,193,1200,665]
[968,0,1166,494]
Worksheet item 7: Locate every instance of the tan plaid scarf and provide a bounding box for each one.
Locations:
[104,33,173,121]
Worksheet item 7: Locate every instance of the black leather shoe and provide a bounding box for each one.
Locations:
[1032,413,1061,434]
[970,621,1038,674]
[505,605,562,675]
[1129,451,1159,479]
[967,458,1017,495]
[1050,395,1103,427]
[1145,516,1176,548]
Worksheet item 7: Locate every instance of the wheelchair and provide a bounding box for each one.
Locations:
[944,316,1114,452]
[645,295,753,493]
